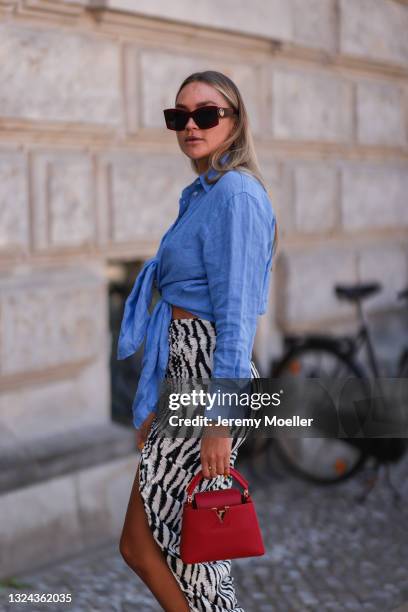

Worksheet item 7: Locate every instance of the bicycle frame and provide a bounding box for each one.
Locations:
[354,300,381,378]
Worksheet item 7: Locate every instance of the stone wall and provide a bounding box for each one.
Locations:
[0,0,407,441]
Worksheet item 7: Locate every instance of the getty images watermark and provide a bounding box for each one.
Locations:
[153,376,408,438]
[166,388,313,429]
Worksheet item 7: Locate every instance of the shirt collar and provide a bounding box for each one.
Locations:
[199,151,230,193]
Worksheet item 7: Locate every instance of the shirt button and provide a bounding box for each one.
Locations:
[192,191,198,196]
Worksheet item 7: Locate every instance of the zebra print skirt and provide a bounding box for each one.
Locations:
[138,317,260,612]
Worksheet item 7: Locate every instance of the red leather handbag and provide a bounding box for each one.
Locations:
[180,467,265,564]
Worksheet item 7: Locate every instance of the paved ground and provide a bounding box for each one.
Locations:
[1,446,408,612]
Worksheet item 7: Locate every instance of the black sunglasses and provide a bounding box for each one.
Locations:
[163,106,237,131]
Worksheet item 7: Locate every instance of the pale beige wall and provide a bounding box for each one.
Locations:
[0,0,407,445]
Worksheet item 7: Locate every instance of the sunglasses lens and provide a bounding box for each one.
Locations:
[164,109,186,131]
[194,107,219,129]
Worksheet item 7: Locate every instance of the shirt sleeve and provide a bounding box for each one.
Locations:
[202,191,275,422]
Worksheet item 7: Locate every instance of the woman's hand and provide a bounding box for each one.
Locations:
[200,424,232,479]
[136,411,156,451]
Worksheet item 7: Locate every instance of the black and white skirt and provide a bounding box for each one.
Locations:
[139,317,260,612]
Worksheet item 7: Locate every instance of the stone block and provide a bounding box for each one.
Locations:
[0,24,122,125]
[0,265,107,376]
[272,69,353,142]
[0,356,110,444]
[291,0,337,53]
[340,0,408,66]
[102,152,194,243]
[32,152,96,250]
[259,158,294,236]
[293,162,339,234]
[139,50,261,134]
[0,150,29,253]
[357,244,408,313]
[356,80,406,147]
[279,247,357,324]
[341,163,408,230]
[0,476,81,577]
[122,43,140,134]
[89,0,292,42]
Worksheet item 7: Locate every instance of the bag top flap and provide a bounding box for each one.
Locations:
[194,487,243,509]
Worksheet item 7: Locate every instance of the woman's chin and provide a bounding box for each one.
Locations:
[182,146,208,160]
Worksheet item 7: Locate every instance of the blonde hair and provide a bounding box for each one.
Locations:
[175,70,278,255]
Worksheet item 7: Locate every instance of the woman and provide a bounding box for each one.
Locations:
[118,70,277,612]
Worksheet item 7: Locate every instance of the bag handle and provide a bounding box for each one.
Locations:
[186,467,249,504]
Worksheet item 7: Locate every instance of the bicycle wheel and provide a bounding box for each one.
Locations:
[271,339,368,484]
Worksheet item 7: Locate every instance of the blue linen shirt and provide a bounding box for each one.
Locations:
[117,160,276,429]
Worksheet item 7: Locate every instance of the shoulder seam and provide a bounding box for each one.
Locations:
[224,190,263,206]
[225,191,276,227]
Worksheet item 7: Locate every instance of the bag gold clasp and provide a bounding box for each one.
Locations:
[212,506,229,523]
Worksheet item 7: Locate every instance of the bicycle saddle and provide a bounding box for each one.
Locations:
[334,282,382,301]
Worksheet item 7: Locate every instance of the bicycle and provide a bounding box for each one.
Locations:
[397,287,408,376]
[250,283,408,486]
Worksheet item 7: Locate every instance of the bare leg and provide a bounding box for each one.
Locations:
[119,461,190,612]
